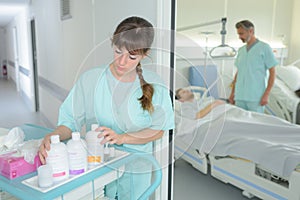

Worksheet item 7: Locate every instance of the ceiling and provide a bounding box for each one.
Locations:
[0,0,29,27]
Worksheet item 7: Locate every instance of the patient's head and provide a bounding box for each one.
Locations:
[175,88,194,102]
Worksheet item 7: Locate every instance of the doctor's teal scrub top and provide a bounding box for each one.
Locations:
[234,40,278,102]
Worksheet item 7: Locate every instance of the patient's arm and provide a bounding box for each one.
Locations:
[195,100,225,119]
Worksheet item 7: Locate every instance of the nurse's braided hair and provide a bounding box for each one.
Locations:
[112,16,155,113]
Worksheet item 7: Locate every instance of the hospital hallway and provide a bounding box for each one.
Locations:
[1,77,260,200]
[0,77,44,128]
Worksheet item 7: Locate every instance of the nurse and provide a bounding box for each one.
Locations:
[38,16,174,199]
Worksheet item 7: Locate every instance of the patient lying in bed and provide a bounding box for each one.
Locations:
[175,88,300,178]
[175,88,225,119]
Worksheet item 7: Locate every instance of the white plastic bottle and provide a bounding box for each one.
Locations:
[46,135,69,182]
[67,132,88,176]
[85,124,104,169]
[103,143,110,162]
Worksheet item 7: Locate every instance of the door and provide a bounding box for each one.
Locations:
[30,18,40,112]
[12,27,20,92]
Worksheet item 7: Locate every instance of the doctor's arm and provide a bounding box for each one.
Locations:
[260,67,275,106]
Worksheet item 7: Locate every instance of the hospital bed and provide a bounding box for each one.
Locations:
[174,90,300,200]
[188,63,300,125]
[266,60,300,125]
[175,61,300,200]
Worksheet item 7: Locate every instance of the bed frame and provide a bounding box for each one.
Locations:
[209,155,300,200]
[265,60,300,125]
[174,137,208,174]
[175,139,300,200]
[266,80,300,125]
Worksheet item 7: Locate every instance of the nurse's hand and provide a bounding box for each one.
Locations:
[38,134,52,165]
[97,126,125,145]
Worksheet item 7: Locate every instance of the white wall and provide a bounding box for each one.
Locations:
[0,28,5,77]
[289,0,300,65]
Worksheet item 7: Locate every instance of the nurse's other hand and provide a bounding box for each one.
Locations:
[97,126,125,145]
[38,134,52,164]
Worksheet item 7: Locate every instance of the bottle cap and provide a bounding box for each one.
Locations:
[38,164,53,188]
[91,124,98,131]
[72,132,81,140]
[50,135,60,144]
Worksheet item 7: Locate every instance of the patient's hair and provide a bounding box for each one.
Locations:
[296,89,300,98]
[235,20,254,30]
[175,88,183,100]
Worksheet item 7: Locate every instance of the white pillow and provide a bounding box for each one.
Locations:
[276,65,300,91]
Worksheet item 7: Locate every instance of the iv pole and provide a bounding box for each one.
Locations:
[177,17,236,58]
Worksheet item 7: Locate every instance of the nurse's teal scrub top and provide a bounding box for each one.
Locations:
[58,65,174,151]
[57,65,174,199]
[234,40,278,102]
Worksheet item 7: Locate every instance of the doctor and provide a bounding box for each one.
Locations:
[229,20,278,113]
[39,16,174,199]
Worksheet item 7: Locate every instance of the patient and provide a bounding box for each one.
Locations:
[175,88,225,119]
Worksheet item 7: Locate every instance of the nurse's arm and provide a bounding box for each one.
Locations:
[99,127,164,145]
[123,129,164,144]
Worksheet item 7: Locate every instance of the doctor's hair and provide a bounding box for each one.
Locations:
[235,20,254,31]
[112,16,155,113]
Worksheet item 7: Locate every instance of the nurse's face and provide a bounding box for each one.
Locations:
[237,27,252,43]
[111,46,145,81]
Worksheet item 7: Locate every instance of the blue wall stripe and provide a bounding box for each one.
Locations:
[213,166,287,200]
[19,65,30,76]
[6,60,30,77]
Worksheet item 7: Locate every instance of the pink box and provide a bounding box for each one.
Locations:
[0,151,41,179]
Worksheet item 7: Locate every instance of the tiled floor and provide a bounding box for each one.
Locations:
[0,77,260,200]
[173,158,260,200]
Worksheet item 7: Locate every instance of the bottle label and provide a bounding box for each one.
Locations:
[70,169,85,175]
[87,156,101,163]
[53,171,66,177]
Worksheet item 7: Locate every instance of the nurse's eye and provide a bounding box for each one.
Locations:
[129,55,137,60]
[115,49,122,54]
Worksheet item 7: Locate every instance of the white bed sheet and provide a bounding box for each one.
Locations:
[272,78,300,113]
[176,103,300,178]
